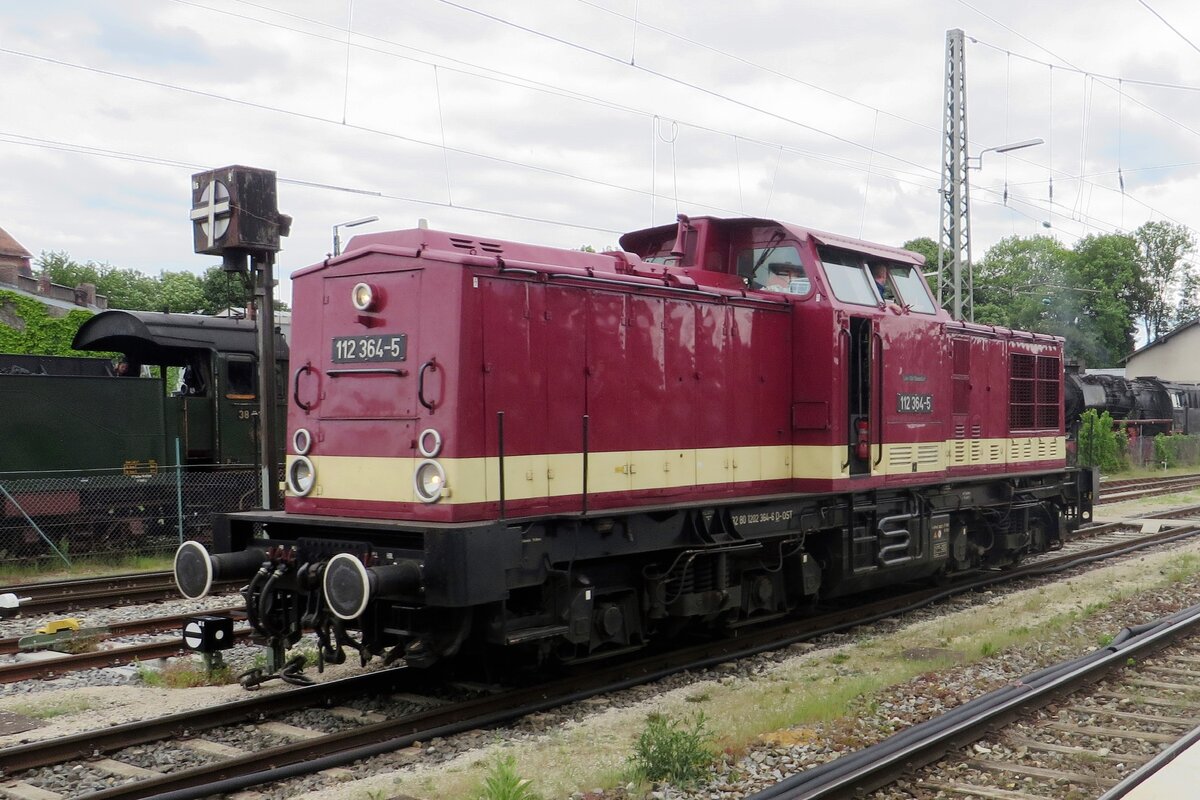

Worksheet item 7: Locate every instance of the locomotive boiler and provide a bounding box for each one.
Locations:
[1064,371,1200,437]
[174,215,1093,673]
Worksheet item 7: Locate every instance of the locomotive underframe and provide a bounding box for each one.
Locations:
[217,467,1092,671]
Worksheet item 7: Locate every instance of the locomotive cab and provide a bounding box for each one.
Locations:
[72,310,288,467]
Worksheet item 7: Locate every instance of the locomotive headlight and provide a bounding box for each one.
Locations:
[293,428,313,455]
[413,459,447,503]
[287,456,316,497]
[417,428,442,458]
[351,282,377,311]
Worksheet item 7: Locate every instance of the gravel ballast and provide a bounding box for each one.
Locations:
[1,535,1199,799]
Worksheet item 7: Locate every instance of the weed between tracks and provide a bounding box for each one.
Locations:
[473,754,544,800]
[6,695,95,720]
[135,658,234,688]
[626,712,714,787]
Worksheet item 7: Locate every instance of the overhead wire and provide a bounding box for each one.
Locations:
[429,0,940,177]
[1137,0,1200,56]
[954,9,1200,242]
[0,129,628,235]
[0,45,750,218]
[4,0,1195,254]
[168,1,943,197]
[572,0,942,136]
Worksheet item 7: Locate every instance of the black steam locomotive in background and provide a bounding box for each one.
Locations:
[1065,370,1200,437]
[0,310,286,559]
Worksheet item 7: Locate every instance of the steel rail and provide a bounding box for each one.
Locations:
[744,601,1200,800]
[0,629,252,684]
[0,606,243,657]
[0,669,420,774]
[0,572,242,615]
[1098,722,1200,799]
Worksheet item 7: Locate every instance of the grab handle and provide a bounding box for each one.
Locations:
[418,359,438,411]
[292,363,313,411]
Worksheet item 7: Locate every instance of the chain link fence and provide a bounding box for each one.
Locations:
[1124,433,1200,470]
[0,466,261,568]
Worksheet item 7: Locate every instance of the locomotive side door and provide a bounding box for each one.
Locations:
[815,247,885,479]
[846,316,874,477]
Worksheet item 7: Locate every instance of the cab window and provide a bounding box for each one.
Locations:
[226,356,256,398]
[739,245,810,296]
[820,249,877,306]
[889,265,937,314]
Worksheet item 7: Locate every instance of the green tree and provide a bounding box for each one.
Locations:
[972,234,1148,367]
[901,236,939,266]
[1134,220,1195,341]
[1077,409,1124,472]
[1067,233,1143,366]
[157,271,206,313]
[96,267,158,310]
[973,235,1072,331]
[200,266,252,314]
[37,251,157,310]
[1175,269,1200,327]
[36,251,103,288]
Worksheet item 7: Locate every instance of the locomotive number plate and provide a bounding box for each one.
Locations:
[896,393,933,414]
[331,334,407,363]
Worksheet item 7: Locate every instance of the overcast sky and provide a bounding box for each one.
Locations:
[2,0,1199,304]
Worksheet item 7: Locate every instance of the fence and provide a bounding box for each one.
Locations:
[1122,433,1200,471]
[0,465,260,567]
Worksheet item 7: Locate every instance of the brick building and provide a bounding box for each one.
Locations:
[0,226,106,311]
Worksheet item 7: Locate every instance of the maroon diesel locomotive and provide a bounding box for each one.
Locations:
[175,215,1093,671]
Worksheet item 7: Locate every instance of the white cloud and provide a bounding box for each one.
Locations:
[2,0,1199,307]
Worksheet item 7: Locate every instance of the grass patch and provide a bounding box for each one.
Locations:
[720,671,902,747]
[0,554,174,586]
[627,712,714,787]
[473,754,543,800]
[246,643,321,673]
[136,658,234,688]
[5,695,95,720]
[1165,553,1200,583]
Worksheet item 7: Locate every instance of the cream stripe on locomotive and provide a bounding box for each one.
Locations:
[287,435,1066,503]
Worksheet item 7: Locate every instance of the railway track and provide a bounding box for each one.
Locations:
[0,607,246,683]
[1097,472,1200,504]
[0,572,241,616]
[3,517,1200,798]
[742,602,1200,800]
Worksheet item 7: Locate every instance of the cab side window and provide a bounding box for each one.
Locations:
[820,249,878,306]
[889,265,937,314]
[225,356,257,398]
[739,245,810,296]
